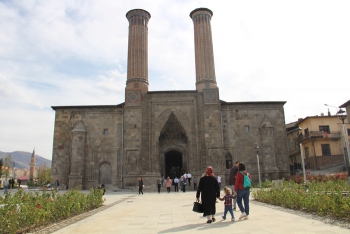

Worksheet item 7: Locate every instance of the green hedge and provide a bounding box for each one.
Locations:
[0,189,104,234]
[252,178,350,220]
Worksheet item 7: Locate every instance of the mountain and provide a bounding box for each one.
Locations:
[0,151,51,169]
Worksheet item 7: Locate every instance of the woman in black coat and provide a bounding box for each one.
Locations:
[138,177,144,195]
[196,166,220,224]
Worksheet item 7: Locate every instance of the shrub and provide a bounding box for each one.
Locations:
[0,188,104,234]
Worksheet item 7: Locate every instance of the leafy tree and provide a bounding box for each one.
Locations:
[36,166,52,185]
[3,154,12,178]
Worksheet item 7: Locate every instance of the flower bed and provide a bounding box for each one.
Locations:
[252,173,350,221]
[0,188,104,234]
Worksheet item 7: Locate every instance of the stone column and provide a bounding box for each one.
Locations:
[125,9,151,103]
[190,8,217,92]
[69,120,86,190]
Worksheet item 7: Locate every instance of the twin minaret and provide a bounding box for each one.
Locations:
[125,7,217,100]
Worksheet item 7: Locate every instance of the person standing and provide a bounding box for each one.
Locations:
[217,175,221,189]
[17,179,21,187]
[234,163,251,220]
[54,178,60,191]
[161,175,165,187]
[11,178,15,189]
[218,186,236,221]
[174,176,179,192]
[165,177,172,193]
[193,177,197,190]
[156,176,161,194]
[187,172,192,186]
[229,161,240,210]
[3,179,9,194]
[138,177,144,195]
[196,166,220,224]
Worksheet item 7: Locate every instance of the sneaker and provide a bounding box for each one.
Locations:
[212,218,216,222]
[239,212,247,219]
[244,215,248,220]
[206,220,212,224]
[231,217,235,222]
[222,216,226,220]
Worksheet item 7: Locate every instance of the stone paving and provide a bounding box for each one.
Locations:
[25,188,350,234]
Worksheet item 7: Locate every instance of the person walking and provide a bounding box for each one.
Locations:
[161,175,165,187]
[193,177,197,190]
[165,177,172,193]
[3,179,9,194]
[156,176,161,194]
[218,186,236,221]
[196,166,220,224]
[181,175,186,192]
[54,178,60,191]
[187,172,192,186]
[138,177,144,195]
[234,163,251,220]
[229,161,240,210]
[174,176,179,192]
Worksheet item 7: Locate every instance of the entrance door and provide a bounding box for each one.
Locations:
[99,162,111,184]
[165,150,182,179]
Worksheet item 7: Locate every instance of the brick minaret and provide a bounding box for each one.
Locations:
[125,9,151,105]
[190,8,217,92]
[29,148,36,179]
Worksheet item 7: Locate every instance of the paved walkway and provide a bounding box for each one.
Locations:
[35,189,350,234]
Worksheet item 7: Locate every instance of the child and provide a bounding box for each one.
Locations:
[218,186,236,221]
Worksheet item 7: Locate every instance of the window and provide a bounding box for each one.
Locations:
[103,129,108,136]
[321,144,331,156]
[305,147,309,159]
[348,129,350,136]
[304,128,309,137]
[244,126,249,132]
[225,152,232,169]
[319,125,330,133]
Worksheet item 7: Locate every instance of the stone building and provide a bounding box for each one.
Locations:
[51,8,289,190]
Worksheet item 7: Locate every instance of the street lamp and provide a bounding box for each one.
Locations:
[325,104,348,171]
[298,127,307,187]
[337,109,350,183]
[255,146,261,188]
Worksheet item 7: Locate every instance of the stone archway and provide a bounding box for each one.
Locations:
[158,112,188,176]
[99,162,111,184]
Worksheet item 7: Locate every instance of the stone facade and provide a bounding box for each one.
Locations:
[51,8,289,189]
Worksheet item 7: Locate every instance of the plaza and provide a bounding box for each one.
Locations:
[25,189,349,234]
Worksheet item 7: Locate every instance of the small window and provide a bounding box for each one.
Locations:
[321,144,331,156]
[305,147,309,159]
[103,129,108,136]
[347,129,350,136]
[244,126,249,132]
[304,128,309,137]
[319,125,330,134]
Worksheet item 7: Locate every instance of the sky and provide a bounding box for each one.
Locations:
[0,0,349,160]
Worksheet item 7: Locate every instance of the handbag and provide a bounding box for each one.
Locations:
[192,201,203,213]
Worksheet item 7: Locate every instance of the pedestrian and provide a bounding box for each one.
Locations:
[138,177,144,195]
[234,162,251,220]
[17,179,21,187]
[156,176,161,194]
[11,178,15,189]
[179,175,184,191]
[187,172,192,186]
[3,179,9,194]
[174,176,179,192]
[161,175,165,187]
[181,175,186,193]
[165,177,172,193]
[217,175,221,189]
[54,178,60,191]
[193,177,197,190]
[8,178,12,189]
[229,161,240,210]
[183,172,188,184]
[196,166,220,224]
[99,184,106,195]
[218,186,236,221]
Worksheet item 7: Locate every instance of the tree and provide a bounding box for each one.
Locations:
[3,154,12,178]
[36,166,52,185]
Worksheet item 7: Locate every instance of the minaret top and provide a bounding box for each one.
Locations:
[190,8,213,18]
[126,9,151,20]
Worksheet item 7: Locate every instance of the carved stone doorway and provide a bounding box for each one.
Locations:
[165,150,182,179]
[99,162,111,184]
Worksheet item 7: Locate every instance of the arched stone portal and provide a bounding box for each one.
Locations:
[99,162,111,184]
[165,150,182,179]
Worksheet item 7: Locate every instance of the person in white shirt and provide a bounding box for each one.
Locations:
[217,175,222,189]
[174,177,179,192]
[187,172,192,186]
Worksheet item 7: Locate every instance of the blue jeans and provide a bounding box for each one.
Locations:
[237,188,250,215]
[223,206,234,219]
[4,186,8,194]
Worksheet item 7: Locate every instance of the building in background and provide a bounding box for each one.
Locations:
[51,8,289,190]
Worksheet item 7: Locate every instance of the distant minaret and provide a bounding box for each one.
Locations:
[29,148,36,179]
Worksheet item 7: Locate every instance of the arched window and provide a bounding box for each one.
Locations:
[225,152,232,169]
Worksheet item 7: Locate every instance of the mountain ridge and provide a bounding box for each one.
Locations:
[0,151,51,169]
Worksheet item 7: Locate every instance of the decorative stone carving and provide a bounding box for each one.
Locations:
[125,150,141,174]
[203,89,219,104]
[159,112,188,146]
[208,148,223,171]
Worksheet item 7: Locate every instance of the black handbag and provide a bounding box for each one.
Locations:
[193,201,203,213]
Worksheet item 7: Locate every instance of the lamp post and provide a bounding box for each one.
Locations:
[337,110,350,183]
[255,146,261,188]
[325,104,348,170]
[12,162,15,179]
[298,127,307,187]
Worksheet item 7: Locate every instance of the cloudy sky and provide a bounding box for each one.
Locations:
[1,0,349,160]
